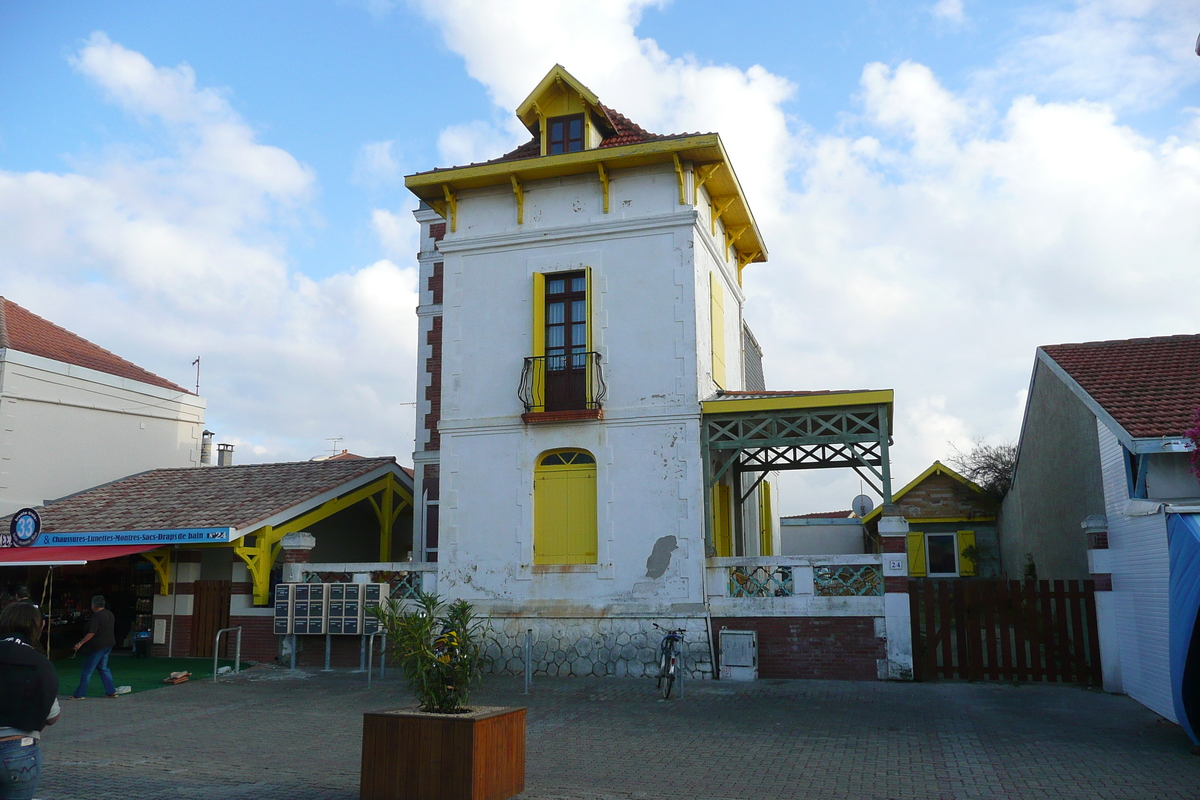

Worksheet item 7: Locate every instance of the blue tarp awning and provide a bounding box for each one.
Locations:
[1168,512,1200,745]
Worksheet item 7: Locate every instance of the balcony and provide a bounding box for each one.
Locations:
[518,352,607,423]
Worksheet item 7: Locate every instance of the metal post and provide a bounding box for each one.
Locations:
[213,626,243,681]
[367,632,375,688]
[380,633,386,679]
[358,634,366,672]
[323,632,332,672]
[678,633,684,698]
[289,633,296,670]
[523,629,532,695]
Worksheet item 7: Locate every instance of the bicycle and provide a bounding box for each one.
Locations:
[653,623,685,699]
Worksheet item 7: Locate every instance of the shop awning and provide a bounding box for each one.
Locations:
[0,544,160,566]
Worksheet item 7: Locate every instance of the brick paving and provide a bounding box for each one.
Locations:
[34,666,1200,800]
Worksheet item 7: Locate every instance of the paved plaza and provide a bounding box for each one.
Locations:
[36,665,1200,800]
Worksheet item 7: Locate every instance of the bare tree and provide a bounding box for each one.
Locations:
[947,439,1017,505]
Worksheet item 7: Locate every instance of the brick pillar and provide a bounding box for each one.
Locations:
[879,507,913,680]
[1082,514,1121,693]
[280,531,316,583]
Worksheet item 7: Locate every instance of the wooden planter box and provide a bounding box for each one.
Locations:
[360,706,526,800]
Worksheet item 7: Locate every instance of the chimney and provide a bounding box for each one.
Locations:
[200,430,214,465]
[217,443,234,467]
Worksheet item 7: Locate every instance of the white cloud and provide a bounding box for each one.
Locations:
[0,34,418,463]
[353,140,403,188]
[932,0,966,24]
[409,1,1200,514]
[437,119,526,168]
[984,0,1199,112]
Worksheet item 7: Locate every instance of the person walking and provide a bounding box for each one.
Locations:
[0,602,61,800]
[70,595,117,699]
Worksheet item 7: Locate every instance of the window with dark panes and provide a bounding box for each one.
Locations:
[548,114,584,154]
[926,533,958,575]
[545,271,587,411]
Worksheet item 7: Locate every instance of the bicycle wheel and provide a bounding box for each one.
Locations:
[661,653,676,699]
[656,650,668,689]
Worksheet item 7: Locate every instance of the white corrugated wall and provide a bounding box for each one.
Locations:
[1098,421,1175,720]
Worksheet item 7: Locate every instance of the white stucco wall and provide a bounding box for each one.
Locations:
[430,160,748,617]
[0,349,204,516]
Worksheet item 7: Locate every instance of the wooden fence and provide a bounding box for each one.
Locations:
[908,579,1102,685]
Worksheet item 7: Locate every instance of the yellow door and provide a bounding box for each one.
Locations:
[534,451,597,564]
[712,484,733,557]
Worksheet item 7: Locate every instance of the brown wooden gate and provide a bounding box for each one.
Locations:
[909,579,1102,685]
[191,580,231,658]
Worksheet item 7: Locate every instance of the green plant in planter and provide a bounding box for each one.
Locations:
[370,590,489,713]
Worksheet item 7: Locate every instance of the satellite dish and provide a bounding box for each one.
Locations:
[851,494,874,518]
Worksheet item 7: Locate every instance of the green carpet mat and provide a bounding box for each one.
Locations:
[52,652,248,696]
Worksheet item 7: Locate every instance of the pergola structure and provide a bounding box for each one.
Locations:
[701,390,895,554]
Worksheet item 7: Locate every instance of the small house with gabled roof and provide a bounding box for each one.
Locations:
[0,297,206,517]
[1000,334,1200,740]
[862,461,998,579]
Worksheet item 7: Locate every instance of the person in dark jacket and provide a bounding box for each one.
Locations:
[0,601,60,800]
[71,595,117,699]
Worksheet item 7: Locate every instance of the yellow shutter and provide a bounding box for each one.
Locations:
[530,273,546,411]
[957,530,976,577]
[907,531,927,577]
[710,273,726,388]
[758,480,773,557]
[534,456,598,565]
[712,484,732,557]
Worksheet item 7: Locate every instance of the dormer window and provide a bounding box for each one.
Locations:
[548,114,584,154]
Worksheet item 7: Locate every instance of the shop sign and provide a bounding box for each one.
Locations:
[0,508,42,548]
[29,527,234,547]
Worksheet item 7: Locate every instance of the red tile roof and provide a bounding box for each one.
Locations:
[1042,334,1200,438]
[0,297,190,394]
[0,457,411,533]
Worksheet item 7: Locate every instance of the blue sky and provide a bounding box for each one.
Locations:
[1,1,1197,514]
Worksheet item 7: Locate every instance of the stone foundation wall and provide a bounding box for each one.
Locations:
[481,617,713,680]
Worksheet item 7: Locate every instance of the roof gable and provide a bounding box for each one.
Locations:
[0,297,189,394]
[861,461,989,524]
[1039,334,1200,440]
[515,65,606,131]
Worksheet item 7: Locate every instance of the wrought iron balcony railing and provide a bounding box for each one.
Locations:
[518,352,607,415]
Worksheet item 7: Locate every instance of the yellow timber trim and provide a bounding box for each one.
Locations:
[511,175,525,225]
[442,185,458,233]
[702,389,894,416]
[860,460,987,524]
[736,250,761,286]
[673,153,686,205]
[711,196,735,236]
[233,472,414,604]
[597,163,610,213]
[516,65,602,130]
[142,550,171,596]
[405,134,767,266]
[694,163,722,197]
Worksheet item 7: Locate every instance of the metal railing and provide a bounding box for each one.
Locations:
[212,626,242,681]
[707,555,885,601]
[518,352,607,414]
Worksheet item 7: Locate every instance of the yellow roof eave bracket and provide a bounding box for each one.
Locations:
[442,184,458,233]
[597,162,610,214]
[673,153,686,205]
[510,175,524,225]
